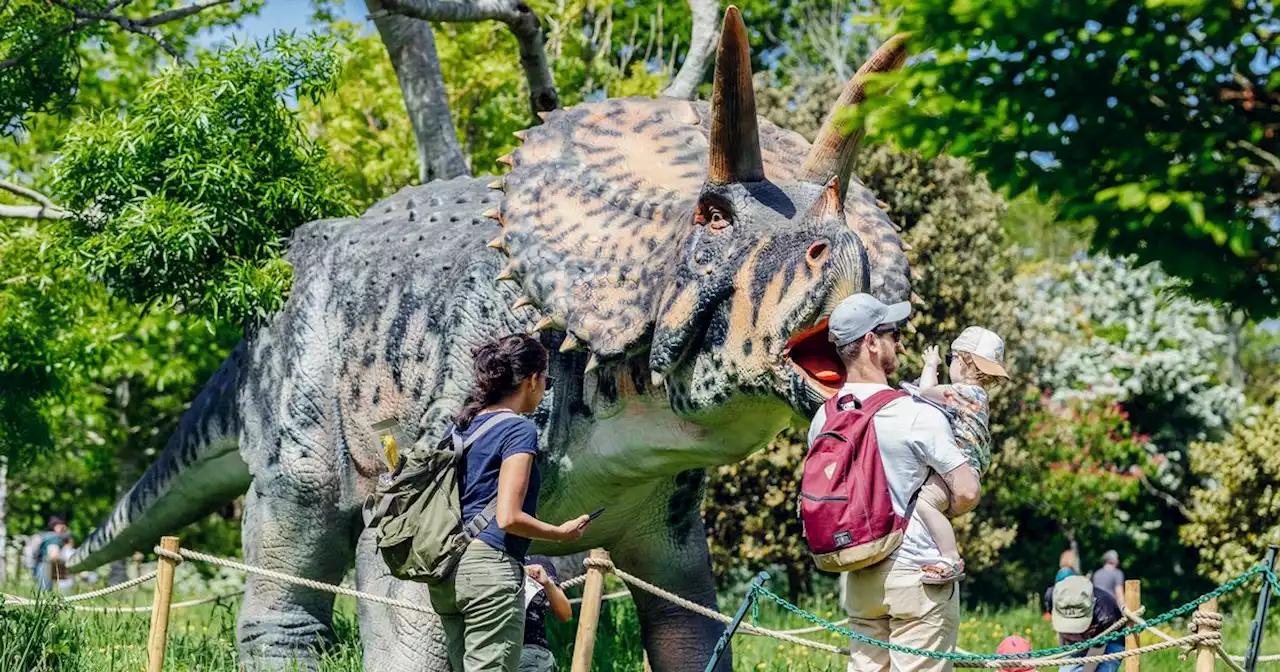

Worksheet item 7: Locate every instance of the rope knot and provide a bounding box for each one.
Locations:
[1190,610,1223,633]
[153,546,184,565]
[584,557,616,572]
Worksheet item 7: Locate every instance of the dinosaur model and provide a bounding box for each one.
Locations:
[69,8,911,670]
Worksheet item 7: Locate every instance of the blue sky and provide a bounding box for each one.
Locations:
[197,1,369,47]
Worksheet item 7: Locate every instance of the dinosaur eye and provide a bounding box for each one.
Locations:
[695,202,734,231]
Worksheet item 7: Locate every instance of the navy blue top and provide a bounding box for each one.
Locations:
[458,411,541,561]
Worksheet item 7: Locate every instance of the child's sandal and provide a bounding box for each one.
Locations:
[921,558,966,585]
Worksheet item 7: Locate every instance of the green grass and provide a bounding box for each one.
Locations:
[5,574,1280,671]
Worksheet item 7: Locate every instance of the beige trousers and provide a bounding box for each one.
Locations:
[843,558,961,672]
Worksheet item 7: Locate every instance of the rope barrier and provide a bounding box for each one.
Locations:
[2,570,160,606]
[153,546,438,616]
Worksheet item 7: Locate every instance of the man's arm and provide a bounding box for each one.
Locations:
[939,464,981,516]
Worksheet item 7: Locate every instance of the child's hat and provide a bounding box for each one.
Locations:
[950,326,1008,378]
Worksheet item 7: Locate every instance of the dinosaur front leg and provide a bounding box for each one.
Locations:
[610,472,729,672]
[237,478,355,671]
[353,526,451,672]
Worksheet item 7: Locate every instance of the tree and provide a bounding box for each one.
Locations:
[49,34,355,325]
[867,0,1280,317]
[0,0,262,136]
[1182,392,1280,583]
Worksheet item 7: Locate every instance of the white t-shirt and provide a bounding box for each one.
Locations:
[807,382,969,565]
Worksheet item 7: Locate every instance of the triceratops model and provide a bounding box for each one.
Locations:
[69,8,911,671]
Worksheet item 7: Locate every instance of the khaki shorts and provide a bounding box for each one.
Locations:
[843,558,961,672]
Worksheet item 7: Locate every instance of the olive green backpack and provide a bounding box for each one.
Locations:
[361,412,517,584]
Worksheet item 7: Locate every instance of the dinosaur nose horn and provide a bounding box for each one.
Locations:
[707,6,765,185]
[798,33,910,190]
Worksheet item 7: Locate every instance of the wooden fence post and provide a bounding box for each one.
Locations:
[1194,598,1220,672]
[570,548,609,672]
[146,536,180,672]
[1124,580,1141,672]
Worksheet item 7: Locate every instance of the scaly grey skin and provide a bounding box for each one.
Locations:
[70,11,914,671]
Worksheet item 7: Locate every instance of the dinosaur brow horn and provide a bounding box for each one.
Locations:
[798,33,910,188]
[708,6,765,185]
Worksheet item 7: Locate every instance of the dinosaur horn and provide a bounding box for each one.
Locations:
[707,6,764,185]
[798,33,909,188]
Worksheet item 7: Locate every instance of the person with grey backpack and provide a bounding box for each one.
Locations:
[366,334,591,671]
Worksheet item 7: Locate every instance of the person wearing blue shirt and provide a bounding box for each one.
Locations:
[427,334,593,672]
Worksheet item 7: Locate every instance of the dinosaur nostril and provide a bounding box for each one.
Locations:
[806,241,829,266]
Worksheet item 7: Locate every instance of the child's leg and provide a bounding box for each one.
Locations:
[918,474,960,562]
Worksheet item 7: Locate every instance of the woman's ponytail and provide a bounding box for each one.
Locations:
[455,334,549,430]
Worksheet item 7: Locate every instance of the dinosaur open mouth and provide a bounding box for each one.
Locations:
[784,319,845,395]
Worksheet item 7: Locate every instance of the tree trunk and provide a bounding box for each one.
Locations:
[662,0,719,100]
[366,0,471,182]
[0,457,7,583]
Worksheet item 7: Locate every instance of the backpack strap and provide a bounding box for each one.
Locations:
[858,389,908,416]
[453,412,524,541]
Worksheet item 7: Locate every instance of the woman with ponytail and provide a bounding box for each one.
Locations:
[429,333,592,671]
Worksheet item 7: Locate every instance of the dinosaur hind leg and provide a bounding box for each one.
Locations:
[237,474,356,671]
[352,527,451,671]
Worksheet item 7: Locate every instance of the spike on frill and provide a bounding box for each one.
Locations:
[495,263,518,282]
[537,111,550,122]
[584,353,600,374]
[532,317,556,333]
[497,154,515,167]
[910,292,922,304]
[487,178,505,190]
[651,371,664,387]
[560,334,580,352]
[512,296,535,311]
[483,208,501,220]
[487,236,505,250]
[513,130,528,141]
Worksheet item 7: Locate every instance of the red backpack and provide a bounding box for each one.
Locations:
[800,389,911,573]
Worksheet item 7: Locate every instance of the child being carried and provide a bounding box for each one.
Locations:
[905,326,1008,585]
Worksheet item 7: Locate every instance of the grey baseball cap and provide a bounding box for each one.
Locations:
[828,294,911,347]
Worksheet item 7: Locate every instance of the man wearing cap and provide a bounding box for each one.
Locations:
[1044,575,1126,672]
[33,517,70,592]
[809,293,981,672]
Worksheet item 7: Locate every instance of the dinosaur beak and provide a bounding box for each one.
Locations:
[798,33,910,193]
[707,6,765,185]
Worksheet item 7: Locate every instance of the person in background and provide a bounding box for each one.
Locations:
[1044,575,1125,672]
[1092,550,1126,604]
[996,635,1033,672]
[521,555,571,671]
[33,517,69,592]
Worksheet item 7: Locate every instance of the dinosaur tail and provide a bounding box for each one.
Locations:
[68,342,252,571]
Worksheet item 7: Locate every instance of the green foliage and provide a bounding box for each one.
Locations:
[0,0,264,138]
[1182,393,1280,584]
[867,0,1280,317]
[52,34,355,325]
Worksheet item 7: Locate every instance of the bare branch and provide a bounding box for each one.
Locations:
[0,180,70,220]
[49,0,189,60]
[662,0,718,100]
[377,0,560,114]
[134,0,235,27]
